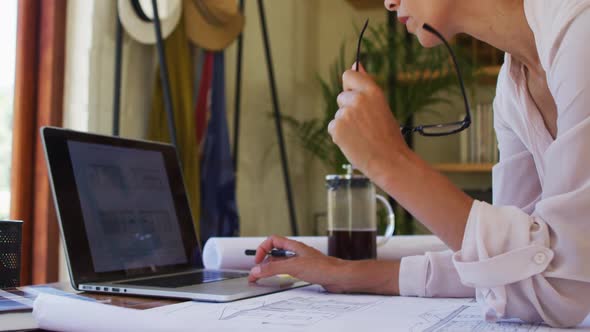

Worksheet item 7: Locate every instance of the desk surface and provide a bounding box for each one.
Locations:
[5,283,590,332]
[0,282,186,331]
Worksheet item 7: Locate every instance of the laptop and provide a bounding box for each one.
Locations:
[42,127,307,302]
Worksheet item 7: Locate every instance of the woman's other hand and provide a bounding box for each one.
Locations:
[248,235,400,295]
[247,235,347,293]
[328,63,410,185]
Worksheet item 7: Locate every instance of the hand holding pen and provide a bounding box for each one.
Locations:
[245,248,297,258]
[248,236,358,292]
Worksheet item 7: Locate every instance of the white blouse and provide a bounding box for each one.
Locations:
[398,0,590,327]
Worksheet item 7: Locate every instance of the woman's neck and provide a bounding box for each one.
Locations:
[453,0,543,75]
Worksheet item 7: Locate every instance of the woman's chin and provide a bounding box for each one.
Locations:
[416,32,443,48]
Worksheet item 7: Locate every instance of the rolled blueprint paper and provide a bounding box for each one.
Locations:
[203,237,326,270]
[33,294,195,332]
[202,235,448,270]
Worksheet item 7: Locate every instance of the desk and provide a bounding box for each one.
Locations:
[5,283,590,331]
[0,283,185,331]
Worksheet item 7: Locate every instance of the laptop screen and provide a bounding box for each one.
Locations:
[42,128,200,286]
[67,141,188,273]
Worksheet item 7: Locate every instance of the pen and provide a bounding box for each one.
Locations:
[244,249,297,257]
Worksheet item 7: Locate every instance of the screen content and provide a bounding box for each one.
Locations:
[67,141,187,273]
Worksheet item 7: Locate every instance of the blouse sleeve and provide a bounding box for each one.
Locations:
[397,64,534,302]
[452,8,590,328]
[399,250,474,298]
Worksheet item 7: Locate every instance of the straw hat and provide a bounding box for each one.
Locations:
[184,0,245,51]
[118,0,183,44]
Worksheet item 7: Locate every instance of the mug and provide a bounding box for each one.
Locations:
[326,165,395,260]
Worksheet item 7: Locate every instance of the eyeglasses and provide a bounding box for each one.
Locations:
[355,20,471,137]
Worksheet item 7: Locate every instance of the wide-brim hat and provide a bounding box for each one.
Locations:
[118,0,183,44]
[184,0,245,51]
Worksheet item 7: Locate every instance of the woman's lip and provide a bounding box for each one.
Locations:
[398,16,409,24]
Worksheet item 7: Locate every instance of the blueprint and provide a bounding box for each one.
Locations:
[217,293,381,327]
[150,285,385,330]
[148,285,590,332]
[411,303,544,332]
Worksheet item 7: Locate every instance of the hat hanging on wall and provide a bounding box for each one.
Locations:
[118,0,183,44]
[184,0,245,51]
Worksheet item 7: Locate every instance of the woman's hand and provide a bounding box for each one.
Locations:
[328,63,410,185]
[247,235,349,293]
[248,235,401,295]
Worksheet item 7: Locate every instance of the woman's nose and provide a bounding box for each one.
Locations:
[384,0,400,11]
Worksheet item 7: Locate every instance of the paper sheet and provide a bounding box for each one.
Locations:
[149,285,590,332]
[202,235,448,270]
[33,285,590,332]
[33,293,229,332]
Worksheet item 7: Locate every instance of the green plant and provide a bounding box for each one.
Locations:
[283,23,477,173]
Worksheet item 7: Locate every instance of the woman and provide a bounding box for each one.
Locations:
[248,0,590,327]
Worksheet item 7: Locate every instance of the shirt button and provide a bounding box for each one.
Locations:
[533,252,547,265]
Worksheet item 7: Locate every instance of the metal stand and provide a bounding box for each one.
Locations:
[112,0,179,156]
[112,14,123,136]
[387,11,413,235]
[233,0,299,236]
[151,0,179,150]
[232,0,245,170]
[113,0,298,235]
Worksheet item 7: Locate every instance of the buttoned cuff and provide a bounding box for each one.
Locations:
[399,255,428,297]
[452,200,553,320]
[452,200,553,288]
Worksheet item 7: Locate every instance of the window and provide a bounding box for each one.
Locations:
[0,1,18,219]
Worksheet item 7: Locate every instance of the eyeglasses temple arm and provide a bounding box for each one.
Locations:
[355,19,370,72]
[422,24,471,123]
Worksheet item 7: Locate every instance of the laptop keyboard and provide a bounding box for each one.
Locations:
[118,271,249,288]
